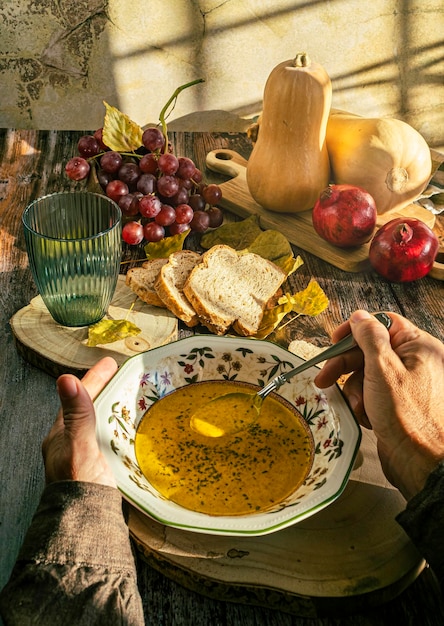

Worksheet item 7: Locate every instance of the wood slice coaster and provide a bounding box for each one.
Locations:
[10,275,178,377]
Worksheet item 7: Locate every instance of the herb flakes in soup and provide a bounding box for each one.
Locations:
[135,380,314,516]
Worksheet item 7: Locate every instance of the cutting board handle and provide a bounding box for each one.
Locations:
[429,246,444,280]
[206,149,248,180]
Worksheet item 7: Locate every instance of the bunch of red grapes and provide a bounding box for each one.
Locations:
[65,127,223,245]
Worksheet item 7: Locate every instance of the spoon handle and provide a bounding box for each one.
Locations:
[258,312,392,399]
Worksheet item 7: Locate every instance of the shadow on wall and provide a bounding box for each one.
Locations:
[105,0,444,148]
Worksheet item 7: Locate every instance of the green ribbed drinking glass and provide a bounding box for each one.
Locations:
[23,191,122,327]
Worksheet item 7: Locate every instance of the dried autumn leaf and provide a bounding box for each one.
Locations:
[102,102,143,152]
[87,318,141,347]
[144,230,190,259]
[245,229,293,265]
[280,254,304,276]
[200,215,262,250]
[244,230,303,275]
[255,280,329,338]
[202,219,302,275]
[255,299,293,339]
[280,279,329,316]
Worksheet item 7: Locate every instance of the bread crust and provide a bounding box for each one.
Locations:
[154,250,201,327]
[125,259,168,307]
[183,245,286,336]
[126,245,287,336]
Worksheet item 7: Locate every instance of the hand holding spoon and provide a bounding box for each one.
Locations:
[190,312,392,438]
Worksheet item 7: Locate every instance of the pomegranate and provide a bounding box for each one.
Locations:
[369,217,439,282]
[312,184,377,248]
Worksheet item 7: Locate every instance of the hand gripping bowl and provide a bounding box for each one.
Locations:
[94,335,361,537]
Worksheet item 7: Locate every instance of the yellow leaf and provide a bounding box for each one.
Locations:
[87,319,141,347]
[102,102,143,152]
[144,230,190,259]
[280,254,304,276]
[256,280,329,338]
[255,300,293,339]
[285,279,329,316]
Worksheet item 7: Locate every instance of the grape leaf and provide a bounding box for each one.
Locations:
[200,215,262,250]
[144,229,190,259]
[87,318,141,347]
[279,279,329,316]
[102,102,143,152]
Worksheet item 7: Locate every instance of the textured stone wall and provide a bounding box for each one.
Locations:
[0,0,442,149]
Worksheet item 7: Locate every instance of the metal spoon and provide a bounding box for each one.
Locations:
[190,312,392,437]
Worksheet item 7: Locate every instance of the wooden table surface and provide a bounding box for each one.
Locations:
[0,128,443,625]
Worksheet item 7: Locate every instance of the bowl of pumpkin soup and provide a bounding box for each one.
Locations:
[94,335,361,536]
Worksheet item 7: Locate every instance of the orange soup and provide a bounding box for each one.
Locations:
[135,381,314,516]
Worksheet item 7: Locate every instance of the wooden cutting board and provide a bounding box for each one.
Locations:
[128,341,424,616]
[10,275,178,377]
[206,149,437,273]
[129,412,424,617]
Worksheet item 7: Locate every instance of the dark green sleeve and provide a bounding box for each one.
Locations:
[397,462,444,590]
[0,481,144,626]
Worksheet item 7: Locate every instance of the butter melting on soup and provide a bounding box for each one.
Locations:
[135,381,314,516]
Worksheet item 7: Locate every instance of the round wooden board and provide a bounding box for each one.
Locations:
[129,428,424,617]
[10,275,178,377]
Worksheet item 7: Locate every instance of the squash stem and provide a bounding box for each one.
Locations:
[293,52,310,68]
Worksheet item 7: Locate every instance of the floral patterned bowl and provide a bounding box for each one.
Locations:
[94,335,361,536]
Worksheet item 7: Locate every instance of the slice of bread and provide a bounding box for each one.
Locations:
[154,250,201,327]
[183,244,286,336]
[125,258,168,307]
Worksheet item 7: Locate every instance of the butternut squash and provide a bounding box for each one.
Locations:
[326,110,432,214]
[246,53,332,213]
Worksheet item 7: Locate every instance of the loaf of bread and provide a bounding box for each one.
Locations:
[154,250,201,327]
[183,245,286,336]
[125,258,168,307]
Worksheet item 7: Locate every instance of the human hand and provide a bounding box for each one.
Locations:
[42,357,119,487]
[314,310,444,500]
